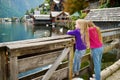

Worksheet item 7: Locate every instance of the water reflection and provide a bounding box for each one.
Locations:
[33,26,51,38]
[0,22,52,43]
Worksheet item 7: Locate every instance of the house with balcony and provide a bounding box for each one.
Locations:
[50,11,70,26]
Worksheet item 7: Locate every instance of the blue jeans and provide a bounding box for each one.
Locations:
[91,46,104,80]
[73,49,86,74]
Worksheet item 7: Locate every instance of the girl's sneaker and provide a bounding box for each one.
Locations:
[76,72,79,76]
[89,77,95,80]
[72,77,84,80]
[92,74,95,78]
[72,73,75,77]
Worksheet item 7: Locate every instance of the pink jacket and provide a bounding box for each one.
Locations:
[88,27,102,48]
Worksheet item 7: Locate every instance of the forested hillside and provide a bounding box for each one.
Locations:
[0,0,44,18]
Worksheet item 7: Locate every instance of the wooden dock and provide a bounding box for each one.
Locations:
[0,28,120,80]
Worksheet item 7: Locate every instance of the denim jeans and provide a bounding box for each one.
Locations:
[73,49,86,74]
[91,46,104,80]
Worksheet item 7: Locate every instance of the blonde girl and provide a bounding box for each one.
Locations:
[87,20,103,80]
[67,19,89,76]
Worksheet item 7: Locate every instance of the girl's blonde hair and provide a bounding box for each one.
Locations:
[87,20,97,27]
[87,20,96,27]
[76,19,90,48]
[76,19,88,34]
[87,20,103,44]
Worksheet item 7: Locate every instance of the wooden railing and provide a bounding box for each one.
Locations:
[0,28,120,80]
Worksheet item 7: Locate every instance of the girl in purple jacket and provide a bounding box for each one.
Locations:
[67,19,89,76]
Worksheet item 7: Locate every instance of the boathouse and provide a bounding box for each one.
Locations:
[85,7,120,30]
[33,14,52,26]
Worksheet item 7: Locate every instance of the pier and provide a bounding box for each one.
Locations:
[0,28,120,80]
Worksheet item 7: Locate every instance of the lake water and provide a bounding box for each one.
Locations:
[0,22,53,43]
[1,22,119,43]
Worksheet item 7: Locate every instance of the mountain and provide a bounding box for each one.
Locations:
[0,0,44,18]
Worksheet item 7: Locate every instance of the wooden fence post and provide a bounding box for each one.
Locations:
[69,46,74,80]
[0,47,7,80]
[9,55,18,80]
[88,54,94,78]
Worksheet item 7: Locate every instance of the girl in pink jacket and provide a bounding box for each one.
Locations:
[87,20,103,80]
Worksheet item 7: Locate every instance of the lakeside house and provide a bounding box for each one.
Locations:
[29,11,70,26]
[0,17,20,22]
[33,14,52,26]
[50,11,70,26]
[85,7,120,29]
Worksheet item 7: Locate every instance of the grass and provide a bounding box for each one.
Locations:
[102,51,117,70]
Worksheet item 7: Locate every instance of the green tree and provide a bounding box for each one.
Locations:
[30,8,34,14]
[99,0,120,8]
[80,11,87,19]
[63,0,89,15]
[25,10,29,15]
[45,0,50,3]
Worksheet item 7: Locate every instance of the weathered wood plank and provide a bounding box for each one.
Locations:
[101,28,120,33]
[19,62,68,80]
[18,50,62,73]
[34,66,91,80]
[103,34,120,43]
[32,67,68,80]
[19,54,91,80]
[7,39,73,50]
[0,35,73,46]
[106,69,120,80]
[101,59,120,80]
[41,48,70,80]
[7,38,74,57]
[103,39,119,53]
[10,56,18,80]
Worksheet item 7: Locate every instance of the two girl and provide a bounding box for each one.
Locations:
[67,19,103,80]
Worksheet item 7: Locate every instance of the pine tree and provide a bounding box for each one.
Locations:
[63,0,89,15]
[25,10,29,15]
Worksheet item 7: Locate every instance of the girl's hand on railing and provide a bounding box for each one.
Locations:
[67,30,71,32]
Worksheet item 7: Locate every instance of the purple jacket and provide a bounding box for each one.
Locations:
[67,29,86,50]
